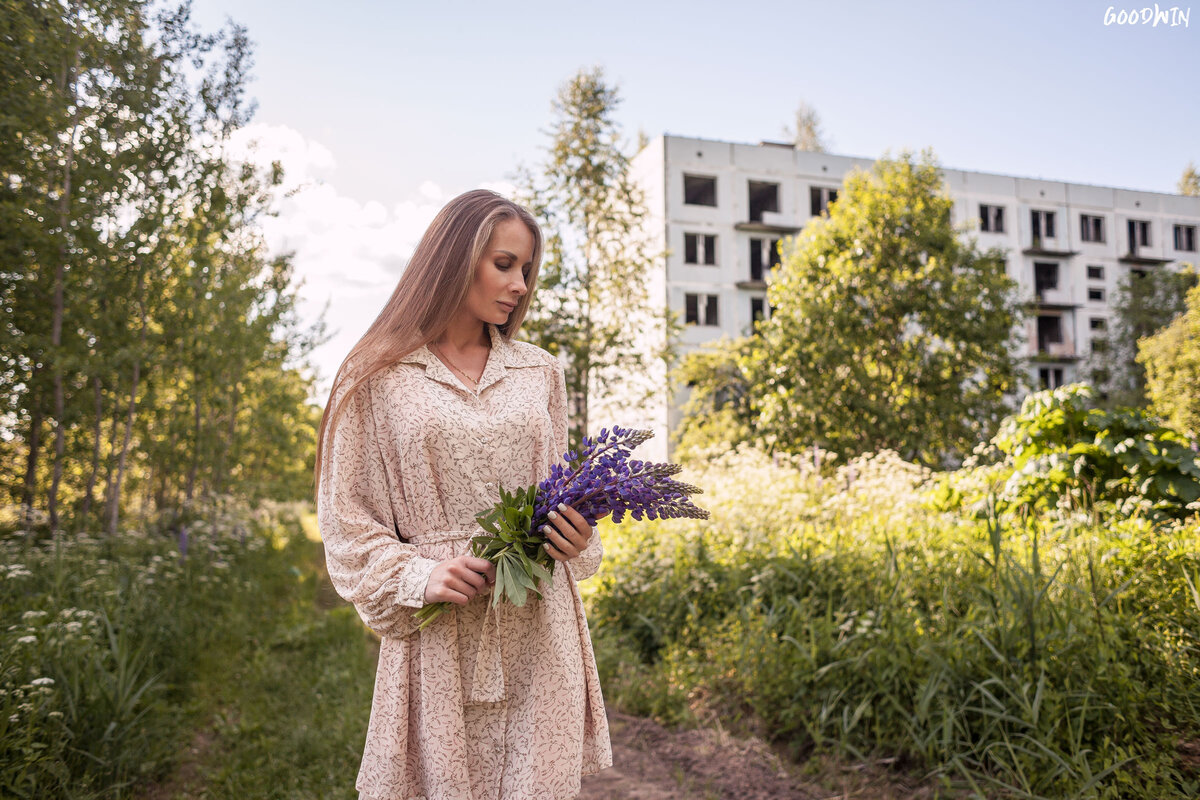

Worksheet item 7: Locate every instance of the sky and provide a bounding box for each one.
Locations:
[186,0,1200,397]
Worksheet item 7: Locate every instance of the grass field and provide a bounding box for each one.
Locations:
[585,447,1200,799]
[4,444,1199,799]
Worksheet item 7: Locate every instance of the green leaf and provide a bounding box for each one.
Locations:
[504,506,521,529]
[476,510,500,535]
[529,560,553,587]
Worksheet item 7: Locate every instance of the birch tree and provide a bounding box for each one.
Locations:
[517,66,674,449]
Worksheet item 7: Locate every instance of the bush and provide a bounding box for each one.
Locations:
[0,496,308,799]
[928,383,1200,525]
[586,446,1200,798]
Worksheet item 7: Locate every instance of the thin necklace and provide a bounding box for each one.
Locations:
[430,341,484,388]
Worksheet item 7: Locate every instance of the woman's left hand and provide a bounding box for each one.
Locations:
[540,503,596,562]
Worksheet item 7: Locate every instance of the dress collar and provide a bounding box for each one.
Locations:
[398,323,544,395]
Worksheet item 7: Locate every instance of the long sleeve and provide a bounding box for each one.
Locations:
[548,357,604,582]
[317,376,440,639]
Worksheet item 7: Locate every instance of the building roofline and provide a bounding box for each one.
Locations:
[656,132,1198,202]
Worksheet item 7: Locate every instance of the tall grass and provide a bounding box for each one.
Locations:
[584,446,1200,799]
[0,497,312,799]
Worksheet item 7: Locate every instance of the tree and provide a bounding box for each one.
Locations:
[0,2,323,534]
[742,149,1026,467]
[783,100,828,152]
[1088,265,1198,409]
[1138,281,1200,439]
[516,67,674,450]
[670,337,754,462]
[1180,162,1200,196]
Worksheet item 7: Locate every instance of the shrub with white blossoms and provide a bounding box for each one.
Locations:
[0,492,292,793]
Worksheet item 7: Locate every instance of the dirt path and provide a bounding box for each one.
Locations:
[579,710,820,799]
[141,535,941,799]
[579,712,944,800]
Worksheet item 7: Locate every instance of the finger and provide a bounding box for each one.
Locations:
[437,586,471,605]
[453,566,487,591]
[543,541,569,562]
[454,575,487,600]
[463,556,494,573]
[541,524,580,559]
[554,502,590,530]
[546,509,589,548]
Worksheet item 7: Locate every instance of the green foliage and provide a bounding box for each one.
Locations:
[744,149,1026,468]
[0,497,313,798]
[585,448,1200,799]
[0,2,324,535]
[515,66,676,450]
[1089,265,1198,409]
[1138,282,1200,439]
[414,483,554,629]
[933,383,1200,524]
[671,338,755,461]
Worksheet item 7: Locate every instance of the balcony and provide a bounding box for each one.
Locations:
[1029,337,1079,361]
[735,211,800,235]
[1022,235,1079,257]
[1118,248,1171,265]
[1030,286,1080,309]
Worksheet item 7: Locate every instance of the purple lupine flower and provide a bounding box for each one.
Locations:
[412,426,709,629]
[531,426,709,533]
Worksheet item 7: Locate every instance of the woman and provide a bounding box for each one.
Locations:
[314,189,612,799]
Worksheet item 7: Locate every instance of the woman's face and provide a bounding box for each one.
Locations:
[462,216,534,327]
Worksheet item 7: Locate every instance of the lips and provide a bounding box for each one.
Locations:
[497,301,516,312]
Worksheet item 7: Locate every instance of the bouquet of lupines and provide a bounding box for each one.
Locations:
[413,426,708,629]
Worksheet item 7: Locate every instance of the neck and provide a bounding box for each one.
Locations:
[436,313,489,353]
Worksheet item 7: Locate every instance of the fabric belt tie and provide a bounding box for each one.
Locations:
[468,599,505,703]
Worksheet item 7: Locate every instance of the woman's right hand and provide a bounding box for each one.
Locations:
[423,555,496,605]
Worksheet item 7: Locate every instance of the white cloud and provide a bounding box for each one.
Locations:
[223,124,534,397]
[224,123,493,397]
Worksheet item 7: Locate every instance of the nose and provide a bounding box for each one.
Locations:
[511,274,528,295]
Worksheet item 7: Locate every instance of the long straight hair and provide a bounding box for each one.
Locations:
[313,189,544,498]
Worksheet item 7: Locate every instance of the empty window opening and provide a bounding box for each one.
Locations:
[684,293,720,326]
[980,204,1005,233]
[1038,367,1064,389]
[1037,315,1063,352]
[748,181,780,222]
[1175,224,1197,252]
[748,237,781,281]
[1032,209,1057,241]
[1128,219,1151,249]
[684,233,717,265]
[1034,262,1059,296]
[684,174,717,207]
[810,186,839,216]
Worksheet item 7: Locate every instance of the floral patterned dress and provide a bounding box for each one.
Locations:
[317,322,611,800]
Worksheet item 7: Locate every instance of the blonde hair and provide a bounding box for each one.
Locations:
[313,189,544,497]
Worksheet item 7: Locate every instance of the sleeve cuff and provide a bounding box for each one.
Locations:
[395,556,441,608]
